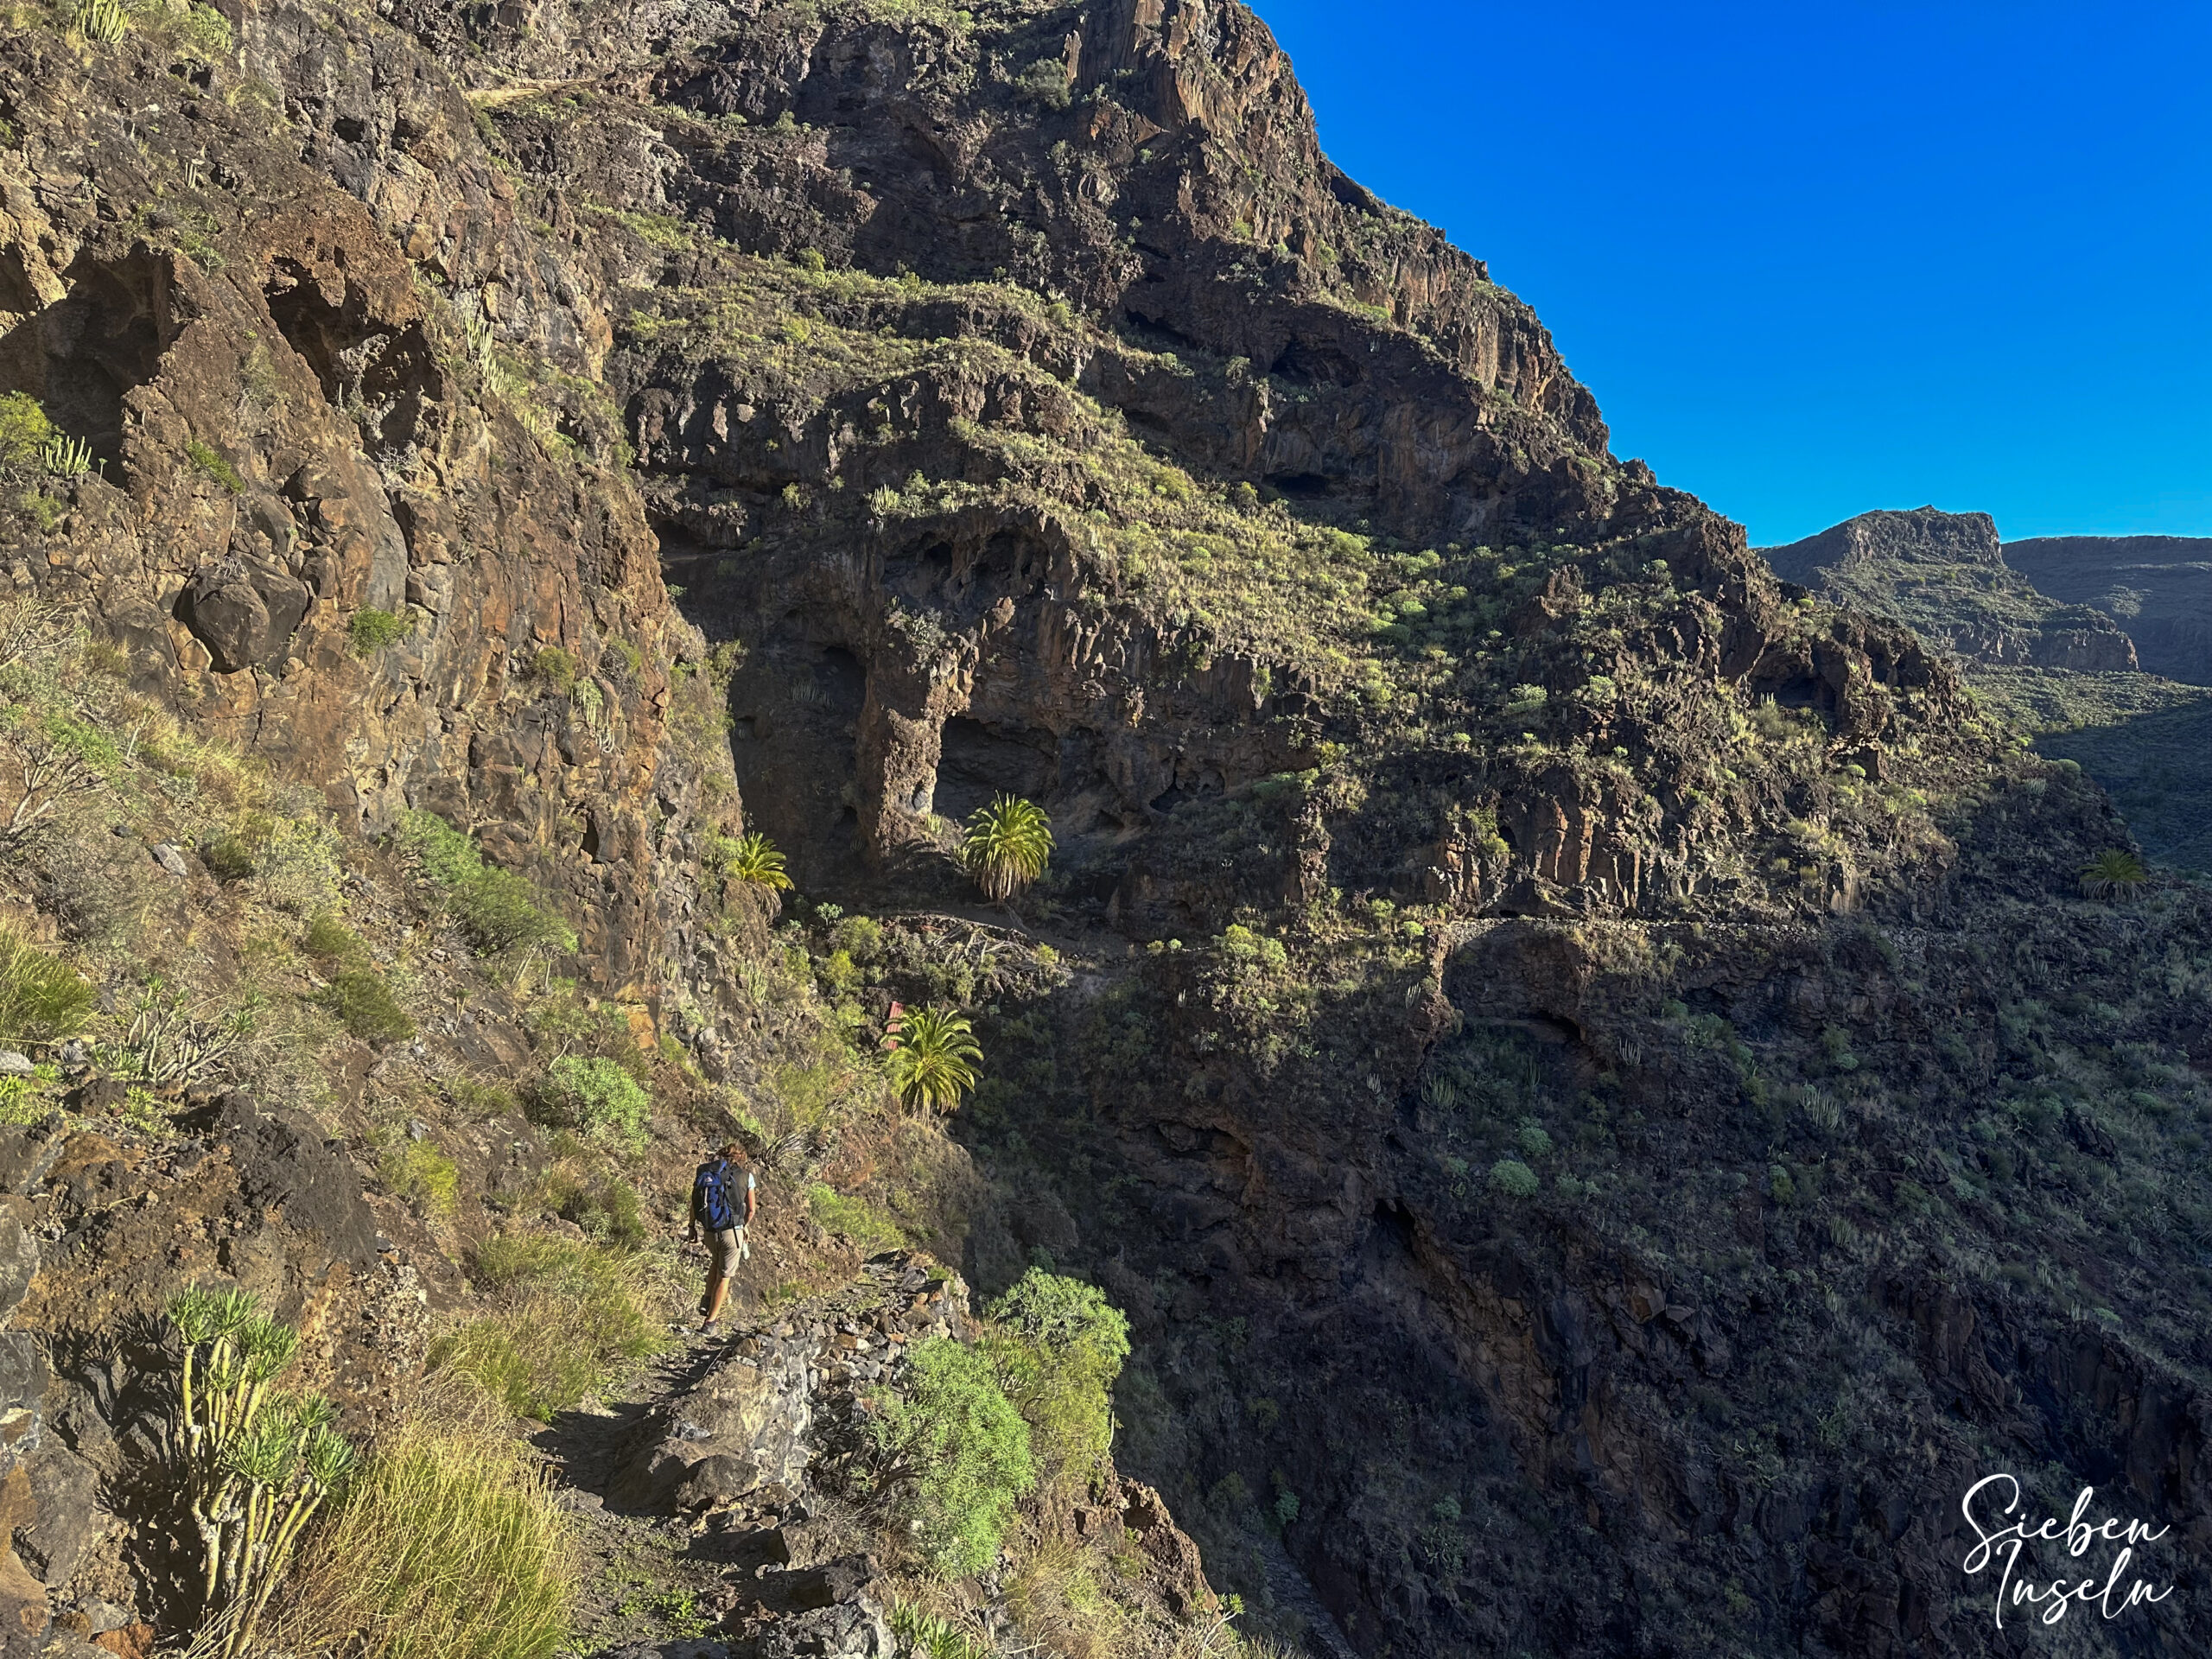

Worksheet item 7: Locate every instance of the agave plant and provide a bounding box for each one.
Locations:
[2079,849,2148,900]
[883,1003,982,1113]
[960,795,1052,905]
[724,830,791,890]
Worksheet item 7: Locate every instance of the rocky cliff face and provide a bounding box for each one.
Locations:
[1760,508,2140,673]
[2005,534,2212,685]
[3,3,2210,1658]
[0,6,741,1001]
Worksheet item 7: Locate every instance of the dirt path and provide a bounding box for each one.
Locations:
[542,1333,746,1658]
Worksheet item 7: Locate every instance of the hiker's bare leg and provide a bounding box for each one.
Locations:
[704,1272,731,1325]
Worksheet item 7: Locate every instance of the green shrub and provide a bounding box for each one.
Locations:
[830,914,883,962]
[542,1171,647,1250]
[270,1407,576,1658]
[382,1137,459,1219]
[349,609,410,658]
[807,1184,904,1253]
[529,647,579,693]
[304,913,369,968]
[13,491,63,531]
[0,931,93,1046]
[445,1077,518,1120]
[984,1269,1129,1490]
[397,811,578,961]
[321,969,416,1043]
[184,437,242,493]
[200,832,258,882]
[604,638,642,679]
[180,1,231,54]
[870,1337,1036,1578]
[0,1076,54,1126]
[1515,1119,1553,1159]
[535,1056,651,1149]
[1014,57,1071,108]
[119,1084,170,1135]
[1488,1159,1539,1198]
[433,1236,664,1419]
[0,394,55,474]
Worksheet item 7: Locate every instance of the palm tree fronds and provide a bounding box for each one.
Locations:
[960,794,1052,904]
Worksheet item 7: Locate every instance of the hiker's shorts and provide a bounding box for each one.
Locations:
[708,1227,747,1276]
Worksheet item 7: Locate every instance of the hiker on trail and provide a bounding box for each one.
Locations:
[687,1141,756,1332]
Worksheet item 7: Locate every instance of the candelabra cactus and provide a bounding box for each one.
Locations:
[167,1288,357,1656]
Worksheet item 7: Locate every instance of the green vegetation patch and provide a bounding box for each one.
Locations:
[532,1055,652,1150]
[806,1182,905,1252]
[397,811,578,962]
[349,608,411,657]
[320,969,416,1043]
[869,1336,1036,1577]
[0,930,94,1047]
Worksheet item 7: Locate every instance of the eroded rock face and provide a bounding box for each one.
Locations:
[1,15,741,1008]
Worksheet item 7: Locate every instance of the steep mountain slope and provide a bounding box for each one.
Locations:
[1,3,2210,1658]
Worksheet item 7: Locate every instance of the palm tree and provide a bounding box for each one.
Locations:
[725,831,791,890]
[883,1003,982,1113]
[961,795,1052,904]
[2079,849,2147,900]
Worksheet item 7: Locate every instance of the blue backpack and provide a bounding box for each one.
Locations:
[696,1160,747,1231]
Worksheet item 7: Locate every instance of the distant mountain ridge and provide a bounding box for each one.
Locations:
[1757,507,2140,672]
[1759,508,2212,871]
[2005,535,2212,683]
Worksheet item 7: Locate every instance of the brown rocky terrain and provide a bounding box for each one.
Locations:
[0,1,2207,1657]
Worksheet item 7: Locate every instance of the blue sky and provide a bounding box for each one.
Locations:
[1249,1,2212,546]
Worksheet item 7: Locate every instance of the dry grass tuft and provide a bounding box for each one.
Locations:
[264,1385,577,1659]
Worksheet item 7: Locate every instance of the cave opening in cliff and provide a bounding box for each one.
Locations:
[937,715,1055,820]
[816,645,867,715]
[0,248,174,471]
[1270,338,1363,388]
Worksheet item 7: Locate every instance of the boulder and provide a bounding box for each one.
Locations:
[216,1095,382,1266]
[607,1337,814,1512]
[753,1592,894,1659]
[14,1446,99,1587]
[175,556,312,674]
